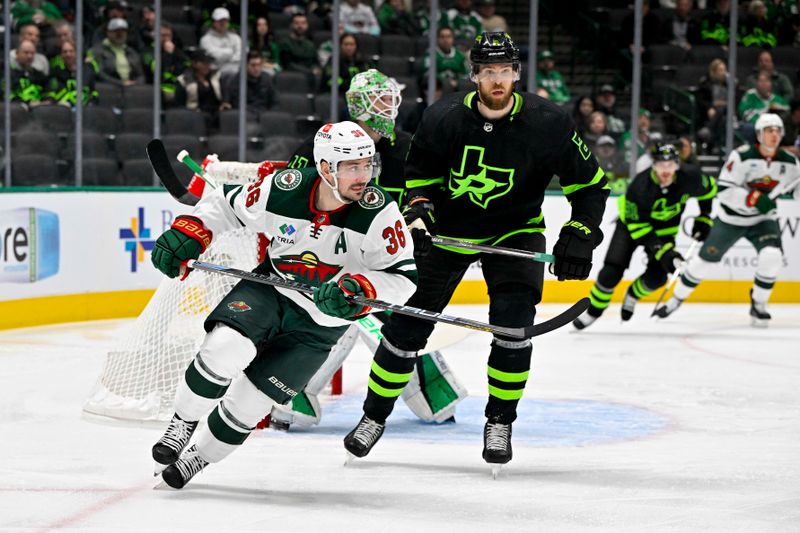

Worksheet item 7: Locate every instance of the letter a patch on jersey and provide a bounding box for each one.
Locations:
[449,146,514,209]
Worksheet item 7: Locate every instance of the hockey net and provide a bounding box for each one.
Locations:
[83,160,318,422]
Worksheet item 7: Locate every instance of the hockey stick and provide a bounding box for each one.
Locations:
[146,139,203,206]
[431,236,555,264]
[185,259,588,339]
[650,239,700,317]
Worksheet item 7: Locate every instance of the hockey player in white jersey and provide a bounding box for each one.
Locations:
[149,121,417,489]
[654,114,800,325]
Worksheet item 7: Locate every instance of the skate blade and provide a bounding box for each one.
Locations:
[344,452,358,466]
[751,317,769,328]
[153,479,171,490]
[490,464,502,479]
[153,462,168,476]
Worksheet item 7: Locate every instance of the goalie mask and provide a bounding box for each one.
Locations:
[313,121,381,203]
[346,69,403,141]
[754,113,784,145]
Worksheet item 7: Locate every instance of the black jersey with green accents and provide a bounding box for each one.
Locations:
[287,130,412,204]
[191,167,417,327]
[404,90,609,244]
[619,164,717,250]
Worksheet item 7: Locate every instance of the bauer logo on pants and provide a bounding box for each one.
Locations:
[0,207,60,283]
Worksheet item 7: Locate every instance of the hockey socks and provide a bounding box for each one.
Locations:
[363,339,417,423]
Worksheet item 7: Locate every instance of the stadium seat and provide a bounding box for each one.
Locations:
[83,107,120,135]
[122,158,156,186]
[63,132,112,160]
[121,107,156,134]
[11,154,62,186]
[12,130,60,158]
[115,132,151,161]
[260,110,297,137]
[123,85,155,109]
[31,105,73,134]
[164,108,207,136]
[380,35,414,57]
[81,157,122,186]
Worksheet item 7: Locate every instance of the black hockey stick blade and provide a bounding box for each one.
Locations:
[186,260,587,339]
[146,138,200,206]
[525,297,590,337]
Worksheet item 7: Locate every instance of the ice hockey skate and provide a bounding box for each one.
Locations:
[620,287,637,321]
[343,414,385,462]
[161,445,209,489]
[572,310,599,330]
[750,290,771,328]
[653,297,682,319]
[152,414,198,474]
[483,419,512,479]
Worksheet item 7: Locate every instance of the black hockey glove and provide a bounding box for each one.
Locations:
[401,195,437,258]
[691,215,713,241]
[653,241,683,274]
[552,219,601,281]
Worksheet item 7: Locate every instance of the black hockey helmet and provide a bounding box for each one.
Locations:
[650,141,680,162]
[470,32,520,75]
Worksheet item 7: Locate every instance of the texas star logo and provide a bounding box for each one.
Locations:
[273,251,342,285]
[274,169,303,191]
[358,186,385,209]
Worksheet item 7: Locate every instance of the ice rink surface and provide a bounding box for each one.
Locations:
[1,303,798,532]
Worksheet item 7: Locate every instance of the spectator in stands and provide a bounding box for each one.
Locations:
[46,20,74,59]
[595,83,626,136]
[378,0,422,37]
[133,5,156,54]
[697,58,731,148]
[421,26,469,92]
[620,0,663,51]
[594,134,626,191]
[745,50,794,102]
[142,23,188,107]
[739,71,789,125]
[662,0,698,50]
[572,95,594,135]
[535,87,549,99]
[320,33,370,92]
[677,135,698,165]
[474,0,507,33]
[8,39,48,106]
[251,16,281,77]
[200,7,242,77]
[739,0,777,48]
[618,108,652,165]
[536,50,570,105]
[10,23,50,75]
[90,1,132,48]
[46,39,97,106]
[91,17,144,86]
[174,50,223,131]
[443,0,483,44]
[278,14,321,78]
[584,111,609,150]
[784,100,800,155]
[698,0,730,46]
[10,0,62,29]
[340,0,381,37]
[221,51,277,119]
[781,14,800,47]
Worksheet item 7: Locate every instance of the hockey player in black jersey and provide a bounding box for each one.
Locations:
[573,141,717,329]
[343,32,610,468]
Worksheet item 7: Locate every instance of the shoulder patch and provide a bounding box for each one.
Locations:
[358,186,386,209]
[274,169,303,191]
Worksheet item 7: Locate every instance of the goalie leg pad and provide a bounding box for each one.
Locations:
[196,376,277,463]
[402,351,469,423]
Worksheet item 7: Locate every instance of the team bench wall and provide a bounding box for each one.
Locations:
[1,189,798,329]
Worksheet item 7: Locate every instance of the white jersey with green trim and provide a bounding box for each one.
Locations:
[191,167,418,327]
[716,144,800,227]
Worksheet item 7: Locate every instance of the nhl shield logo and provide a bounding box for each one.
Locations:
[274,169,303,191]
[358,186,385,209]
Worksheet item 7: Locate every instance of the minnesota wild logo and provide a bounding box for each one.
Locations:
[273,251,341,285]
[449,146,514,209]
[227,301,251,312]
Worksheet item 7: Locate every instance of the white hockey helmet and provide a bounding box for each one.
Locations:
[313,121,380,202]
[755,113,784,144]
